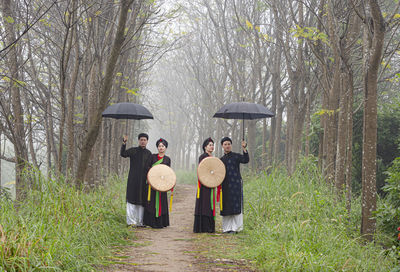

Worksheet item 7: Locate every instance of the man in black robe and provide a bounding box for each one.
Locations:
[220,137,249,233]
[121,133,152,227]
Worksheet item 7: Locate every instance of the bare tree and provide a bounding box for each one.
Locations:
[361,0,385,241]
[75,0,134,186]
[1,0,30,200]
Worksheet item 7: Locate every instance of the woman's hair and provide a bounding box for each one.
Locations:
[202,137,214,152]
[156,138,168,148]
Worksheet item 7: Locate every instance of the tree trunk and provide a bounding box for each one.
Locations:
[262,118,267,168]
[86,55,99,185]
[75,0,134,186]
[46,62,59,169]
[273,89,283,163]
[345,72,354,215]
[335,72,348,193]
[66,23,80,177]
[101,120,108,181]
[343,0,361,216]
[304,90,311,157]
[361,0,385,241]
[58,2,76,175]
[285,103,294,173]
[268,42,280,165]
[324,0,341,185]
[26,99,39,170]
[283,2,306,175]
[1,0,29,200]
[318,92,326,171]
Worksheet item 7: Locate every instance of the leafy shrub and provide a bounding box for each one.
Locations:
[376,157,400,237]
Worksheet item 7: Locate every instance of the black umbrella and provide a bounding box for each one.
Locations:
[213,102,274,139]
[102,102,153,120]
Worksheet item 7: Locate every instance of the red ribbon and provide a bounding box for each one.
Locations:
[217,185,221,202]
[159,193,162,217]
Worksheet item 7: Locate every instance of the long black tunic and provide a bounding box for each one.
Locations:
[143,154,171,228]
[220,151,249,216]
[193,153,215,233]
[120,144,152,205]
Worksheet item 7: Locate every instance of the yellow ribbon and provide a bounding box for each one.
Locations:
[147,184,151,201]
[169,191,173,212]
[220,190,223,211]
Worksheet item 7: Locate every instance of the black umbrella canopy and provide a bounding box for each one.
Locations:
[102,102,153,120]
[213,102,275,140]
[213,102,274,120]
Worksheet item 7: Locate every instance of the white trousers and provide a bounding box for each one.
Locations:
[126,203,144,226]
[222,213,243,232]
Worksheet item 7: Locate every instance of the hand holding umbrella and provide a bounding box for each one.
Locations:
[241,140,247,150]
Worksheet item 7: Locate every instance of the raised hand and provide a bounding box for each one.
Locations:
[241,140,247,150]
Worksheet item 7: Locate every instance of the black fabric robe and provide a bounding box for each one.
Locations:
[193,153,215,233]
[220,151,249,216]
[143,154,171,228]
[120,144,152,205]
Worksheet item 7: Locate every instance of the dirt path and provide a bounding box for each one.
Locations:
[106,184,255,272]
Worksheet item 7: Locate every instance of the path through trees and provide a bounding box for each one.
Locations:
[106,184,254,272]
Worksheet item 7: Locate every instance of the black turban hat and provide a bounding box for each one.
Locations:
[202,137,214,152]
[138,133,149,140]
[156,138,168,148]
[220,137,232,145]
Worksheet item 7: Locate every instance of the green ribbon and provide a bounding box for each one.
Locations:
[156,191,160,217]
[152,158,164,218]
[152,157,164,167]
[211,188,216,220]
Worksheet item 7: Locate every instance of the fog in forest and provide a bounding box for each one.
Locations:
[1,0,400,242]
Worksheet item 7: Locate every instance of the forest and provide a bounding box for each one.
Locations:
[1,0,400,271]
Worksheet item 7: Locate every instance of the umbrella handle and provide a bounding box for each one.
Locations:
[242,118,245,141]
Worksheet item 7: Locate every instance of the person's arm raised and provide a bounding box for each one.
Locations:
[240,140,249,164]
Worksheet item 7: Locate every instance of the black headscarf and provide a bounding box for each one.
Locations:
[220,137,232,145]
[202,137,214,152]
[138,133,149,140]
[156,138,168,148]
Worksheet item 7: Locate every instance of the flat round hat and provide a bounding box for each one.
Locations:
[147,164,176,192]
[197,157,226,188]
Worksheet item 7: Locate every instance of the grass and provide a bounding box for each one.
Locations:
[240,157,398,271]
[1,159,398,271]
[0,170,132,271]
[175,169,197,185]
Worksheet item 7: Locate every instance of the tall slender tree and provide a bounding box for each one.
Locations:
[361,0,385,240]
